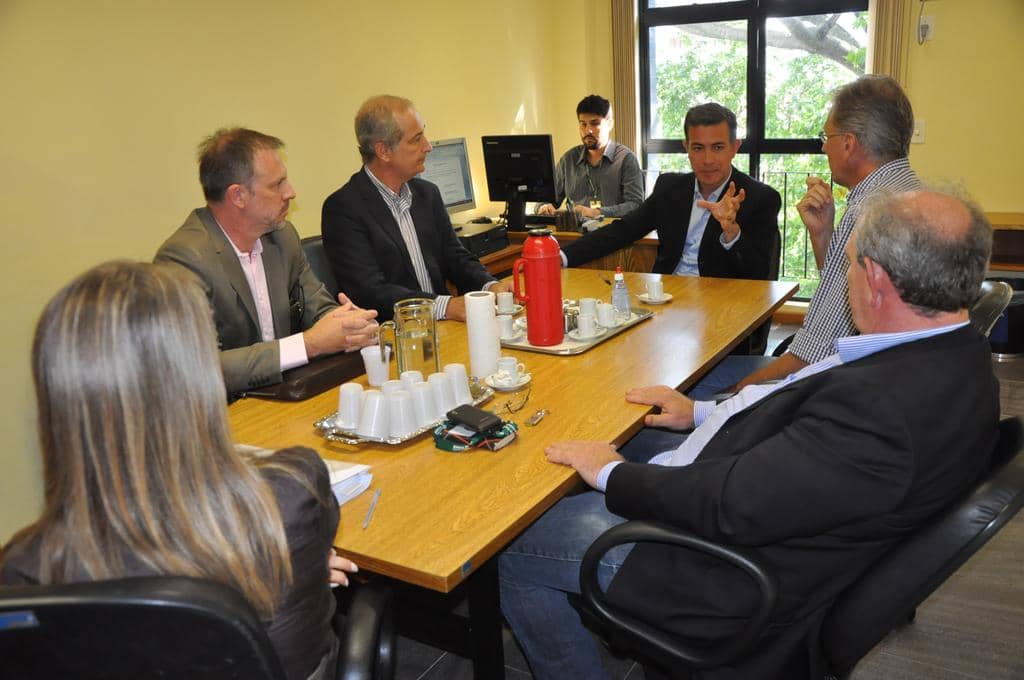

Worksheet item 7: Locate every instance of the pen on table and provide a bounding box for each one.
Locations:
[362,488,381,530]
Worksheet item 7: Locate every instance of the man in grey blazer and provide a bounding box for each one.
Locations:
[156,128,378,396]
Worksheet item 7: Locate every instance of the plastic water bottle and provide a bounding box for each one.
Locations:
[611,266,631,321]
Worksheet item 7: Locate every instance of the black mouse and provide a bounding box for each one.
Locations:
[470,216,493,224]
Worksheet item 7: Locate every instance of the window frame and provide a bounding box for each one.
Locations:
[639,0,869,179]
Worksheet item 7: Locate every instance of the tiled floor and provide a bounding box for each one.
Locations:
[391,325,1024,679]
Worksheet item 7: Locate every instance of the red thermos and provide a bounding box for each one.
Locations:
[513,229,564,346]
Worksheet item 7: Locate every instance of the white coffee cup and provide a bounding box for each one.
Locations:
[380,379,404,396]
[497,314,516,339]
[356,390,388,440]
[579,297,598,317]
[596,302,617,328]
[387,389,416,438]
[337,382,364,429]
[360,345,391,387]
[495,356,526,386]
[400,370,424,391]
[428,372,456,414]
[576,313,597,338]
[444,363,473,406]
[496,291,516,314]
[646,278,664,301]
[410,381,440,426]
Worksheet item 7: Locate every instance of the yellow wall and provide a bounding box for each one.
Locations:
[0,0,612,542]
[905,0,1024,210]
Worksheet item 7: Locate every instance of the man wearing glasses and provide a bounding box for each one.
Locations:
[690,74,921,398]
[536,94,644,220]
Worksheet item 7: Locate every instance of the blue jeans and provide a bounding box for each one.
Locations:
[686,355,775,402]
[499,490,633,680]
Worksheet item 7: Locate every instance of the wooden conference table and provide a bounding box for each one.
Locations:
[229,269,797,678]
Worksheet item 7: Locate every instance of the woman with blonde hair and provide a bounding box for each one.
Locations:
[1,261,343,680]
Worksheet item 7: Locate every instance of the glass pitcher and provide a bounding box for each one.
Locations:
[379,298,440,376]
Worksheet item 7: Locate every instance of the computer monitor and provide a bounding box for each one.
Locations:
[481,134,556,232]
[418,137,476,215]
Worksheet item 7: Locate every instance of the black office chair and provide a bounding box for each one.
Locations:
[302,235,340,299]
[970,279,1013,337]
[576,417,1024,679]
[0,576,395,680]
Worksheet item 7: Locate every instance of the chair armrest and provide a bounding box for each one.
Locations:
[336,583,396,680]
[578,521,777,669]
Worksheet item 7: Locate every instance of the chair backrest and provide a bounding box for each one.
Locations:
[821,417,1024,676]
[0,576,286,680]
[970,280,1013,337]
[302,235,340,299]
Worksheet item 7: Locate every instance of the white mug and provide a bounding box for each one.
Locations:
[496,291,515,313]
[495,356,525,385]
[337,382,364,429]
[577,313,597,339]
[497,314,516,339]
[596,302,617,328]
[579,297,598,317]
[356,390,389,440]
[646,278,664,301]
[360,345,391,387]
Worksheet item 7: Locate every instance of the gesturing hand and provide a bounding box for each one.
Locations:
[697,181,746,243]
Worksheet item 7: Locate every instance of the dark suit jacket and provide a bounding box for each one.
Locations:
[604,326,999,678]
[0,447,340,680]
[563,167,781,280]
[321,169,496,321]
[155,209,337,395]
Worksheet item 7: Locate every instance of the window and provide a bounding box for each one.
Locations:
[640,0,868,299]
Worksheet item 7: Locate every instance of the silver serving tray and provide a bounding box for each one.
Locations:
[500,307,653,355]
[314,383,495,446]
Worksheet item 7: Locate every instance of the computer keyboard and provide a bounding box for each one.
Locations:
[523,214,558,226]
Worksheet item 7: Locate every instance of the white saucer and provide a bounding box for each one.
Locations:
[484,372,532,392]
[499,330,524,343]
[496,303,524,316]
[638,292,673,305]
[568,327,608,342]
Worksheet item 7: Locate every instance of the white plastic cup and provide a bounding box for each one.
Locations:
[579,297,598,317]
[577,313,597,338]
[444,363,473,406]
[497,314,515,339]
[410,381,440,427]
[400,370,424,391]
[360,345,391,387]
[356,390,388,439]
[596,302,617,327]
[380,379,404,396]
[387,390,416,438]
[428,372,457,415]
[337,382,364,429]
[646,278,664,301]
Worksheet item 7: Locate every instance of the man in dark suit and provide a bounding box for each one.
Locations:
[321,95,512,322]
[499,188,999,680]
[562,103,780,282]
[156,128,379,395]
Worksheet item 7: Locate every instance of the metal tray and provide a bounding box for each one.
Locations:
[500,307,653,355]
[314,383,495,446]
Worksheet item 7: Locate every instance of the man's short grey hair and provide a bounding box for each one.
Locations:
[855,188,992,316]
[831,74,914,163]
[355,95,414,164]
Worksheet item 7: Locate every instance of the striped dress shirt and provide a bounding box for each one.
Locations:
[787,158,920,364]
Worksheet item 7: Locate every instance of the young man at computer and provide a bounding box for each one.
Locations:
[535,94,644,221]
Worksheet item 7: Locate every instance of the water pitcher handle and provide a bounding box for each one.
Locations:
[378,320,396,363]
[513,258,529,304]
